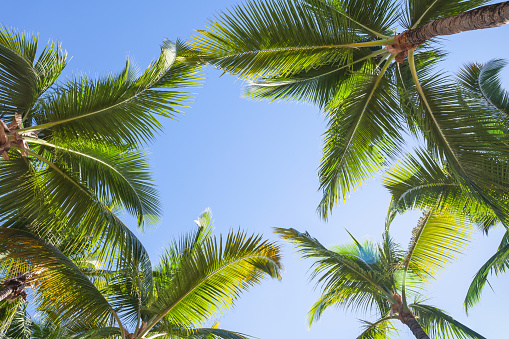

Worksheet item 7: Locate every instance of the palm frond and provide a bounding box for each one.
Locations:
[0,150,152,278]
[382,150,501,231]
[410,302,486,339]
[299,0,399,38]
[68,327,121,339]
[457,58,509,120]
[0,302,31,338]
[317,57,404,219]
[149,323,252,339]
[402,210,472,281]
[26,137,160,228]
[464,230,509,313]
[404,51,509,224]
[275,227,395,318]
[0,229,114,329]
[21,39,202,146]
[144,230,282,334]
[189,0,387,79]
[243,48,387,108]
[0,25,68,123]
[356,317,398,339]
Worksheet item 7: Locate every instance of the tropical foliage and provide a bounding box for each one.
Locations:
[0,210,282,339]
[0,25,202,267]
[275,209,486,339]
[188,0,509,219]
[381,58,509,313]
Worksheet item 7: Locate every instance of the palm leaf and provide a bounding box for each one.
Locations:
[275,227,395,319]
[409,302,486,339]
[0,229,114,329]
[26,137,160,228]
[141,230,282,336]
[0,26,68,122]
[189,0,391,79]
[243,48,387,108]
[20,39,202,146]
[317,56,404,218]
[404,50,509,224]
[382,150,502,231]
[356,317,398,339]
[457,58,509,120]
[69,327,121,339]
[401,210,472,282]
[464,230,509,313]
[299,0,398,38]
[0,150,152,277]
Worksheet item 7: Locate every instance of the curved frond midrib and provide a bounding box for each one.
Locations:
[141,253,278,338]
[25,137,148,218]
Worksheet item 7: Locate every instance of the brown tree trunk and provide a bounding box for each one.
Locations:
[401,311,430,339]
[0,285,15,302]
[405,1,509,45]
[387,1,509,62]
[0,273,34,303]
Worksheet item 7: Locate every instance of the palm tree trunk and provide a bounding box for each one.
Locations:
[0,285,15,302]
[401,311,430,339]
[404,1,509,45]
[387,1,509,61]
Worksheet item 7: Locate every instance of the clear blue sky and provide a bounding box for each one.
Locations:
[4,1,509,338]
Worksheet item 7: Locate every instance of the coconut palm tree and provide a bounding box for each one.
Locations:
[275,209,485,339]
[0,210,282,339]
[379,59,509,313]
[0,26,201,265]
[188,0,509,219]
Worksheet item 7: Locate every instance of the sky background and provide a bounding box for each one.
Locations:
[3,1,509,338]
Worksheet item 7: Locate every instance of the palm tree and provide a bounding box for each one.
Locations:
[0,26,201,266]
[188,0,509,219]
[275,209,485,339]
[380,58,509,315]
[0,210,282,339]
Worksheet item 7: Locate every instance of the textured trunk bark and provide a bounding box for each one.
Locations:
[401,312,430,339]
[387,1,509,62]
[0,285,15,302]
[405,1,509,45]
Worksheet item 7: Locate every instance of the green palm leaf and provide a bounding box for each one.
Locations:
[142,230,282,336]
[0,150,152,275]
[357,317,398,339]
[243,48,386,108]
[22,40,202,146]
[0,26,68,121]
[26,137,160,228]
[464,230,509,313]
[189,0,392,79]
[409,302,486,339]
[401,209,472,281]
[148,323,252,339]
[457,58,509,119]
[318,56,404,218]
[382,150,502,230]
[275,227,395,322]
[0,229,114,329]
[404,51,509,223]
[69,327,121,339]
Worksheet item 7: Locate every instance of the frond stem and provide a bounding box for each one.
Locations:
[137,254,279,338]
[252,48,387,87]
[411,0,440,29]
[308,0,392,38]
[407,50,468,178]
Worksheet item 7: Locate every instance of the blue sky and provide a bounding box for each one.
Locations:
[4,1,509,338]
